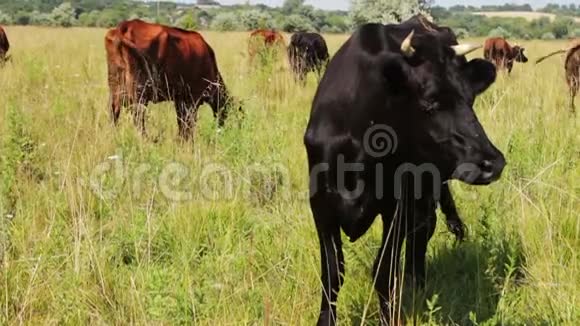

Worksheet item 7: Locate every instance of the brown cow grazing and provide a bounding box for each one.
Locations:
[536,39,580,112]
[484,37,528,74]
[105,19,238,139]
[248,29,285,63]
[0,25,10,63]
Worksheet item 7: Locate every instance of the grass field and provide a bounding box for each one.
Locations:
[0,26,578,325]
[473,11,580,23]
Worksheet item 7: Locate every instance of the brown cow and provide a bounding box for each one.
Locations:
[536,39,580,112]
[484,37,528,74]
[105,19,238,139]
[0,25,10,63]
[248,29,285,63]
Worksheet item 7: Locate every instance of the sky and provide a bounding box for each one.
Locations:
[205,1,579,11]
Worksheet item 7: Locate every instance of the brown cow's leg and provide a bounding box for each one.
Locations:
[109,90,122,125]
[209,99,227,128]
[107,67,125,125]
[131,103,147,137]
[175,101,197,140]
[175,101,188,140]
[208,79,231,128]
[570,90,576,113]
[569,76,578,113]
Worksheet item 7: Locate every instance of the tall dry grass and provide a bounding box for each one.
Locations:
[0,26,578,325]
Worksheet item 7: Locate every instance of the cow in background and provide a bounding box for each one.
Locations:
[248,29,285,64]
[288,32,329,83]
[105,20,239,140]
[484,37,528,74]
[0,25,10,64]
[536,39,580,112]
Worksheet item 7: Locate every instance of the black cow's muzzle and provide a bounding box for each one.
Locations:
[453,152,506,185]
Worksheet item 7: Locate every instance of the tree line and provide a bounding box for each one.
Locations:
[0,0,578,40]
[432,5,580,40]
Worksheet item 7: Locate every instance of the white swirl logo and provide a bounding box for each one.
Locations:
[363,124,398,158]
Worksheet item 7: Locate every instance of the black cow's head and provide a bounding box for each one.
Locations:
[512,46,528,63]
[383,30,505,185]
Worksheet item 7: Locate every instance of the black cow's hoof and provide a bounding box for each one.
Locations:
[317,312,337,326]
[447,218,466,242]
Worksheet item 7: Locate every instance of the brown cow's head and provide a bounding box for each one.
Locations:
[512,46,528,63]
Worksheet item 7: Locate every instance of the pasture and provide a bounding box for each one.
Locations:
[473,11,580,23]
[0,26,578,325]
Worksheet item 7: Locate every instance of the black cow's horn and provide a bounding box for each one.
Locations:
[401,30,415,57]
[452,44,482,56]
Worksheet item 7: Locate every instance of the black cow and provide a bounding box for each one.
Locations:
[304,15,506,325]
[288,32,329,83]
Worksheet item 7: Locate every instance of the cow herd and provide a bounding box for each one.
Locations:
[0,16,578,325]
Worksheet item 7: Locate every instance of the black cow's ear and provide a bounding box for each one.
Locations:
[463,58,496,95]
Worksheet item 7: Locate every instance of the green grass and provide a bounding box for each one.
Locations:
[0,26,578,325]
[473,11,580,23]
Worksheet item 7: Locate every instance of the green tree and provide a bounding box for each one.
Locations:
[0,10,12,25]
[455,27,469,39]
[325,14,350,33]
[488,26,511,38]
[551,16,573,39]
[350,0,432,26]
[541,32,556,40]
[281,0,305,15]
[239,10,273,30]
[96,9,125,28]
[210,12,240,31]
[281,14,314,32]
[176,11,198,30]
[78,10,100,27]
[30,11,52,26]
[14,11,31,25]
[50,2,76,27]
[197,10,214,29]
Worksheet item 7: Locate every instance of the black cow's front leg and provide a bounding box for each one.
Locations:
[404,197,437,289]
[440,183,466,241]
[314,213,344,326]
[374,203,405,326]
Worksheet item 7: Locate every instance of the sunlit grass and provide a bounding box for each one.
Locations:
[0,26,578,324]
